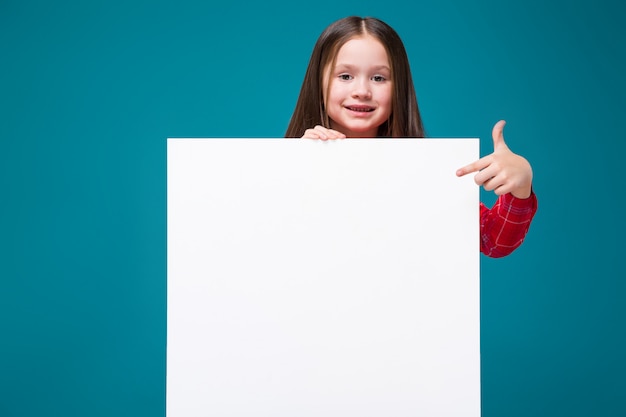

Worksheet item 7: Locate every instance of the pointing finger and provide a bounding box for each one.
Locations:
[456,155,492,177]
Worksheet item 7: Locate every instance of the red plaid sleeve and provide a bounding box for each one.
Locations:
[480,190,538,258]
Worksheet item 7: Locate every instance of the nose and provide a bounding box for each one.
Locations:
[351,78,372,100]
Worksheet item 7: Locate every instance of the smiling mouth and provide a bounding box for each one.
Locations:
[346,106,375,112]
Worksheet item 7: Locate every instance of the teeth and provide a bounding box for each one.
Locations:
[349,107,373,112]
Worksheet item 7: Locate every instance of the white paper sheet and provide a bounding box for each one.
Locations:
[167,138,480,417]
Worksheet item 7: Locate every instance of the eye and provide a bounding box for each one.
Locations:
[338,73,353,81]
[372,75,387,82]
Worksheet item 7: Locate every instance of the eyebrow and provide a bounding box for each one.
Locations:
[334,64,391,72]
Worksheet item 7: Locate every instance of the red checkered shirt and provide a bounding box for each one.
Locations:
[480,191,538,258]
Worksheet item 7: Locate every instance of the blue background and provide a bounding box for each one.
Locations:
[2,0,625,416]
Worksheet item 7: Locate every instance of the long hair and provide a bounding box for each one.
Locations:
[285,16,425,138]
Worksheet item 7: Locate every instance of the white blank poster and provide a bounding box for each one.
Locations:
[167,138,480,417]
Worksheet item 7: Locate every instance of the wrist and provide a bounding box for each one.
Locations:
[511,184,533,199]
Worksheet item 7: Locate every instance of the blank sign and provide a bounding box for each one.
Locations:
[167,138,480,416]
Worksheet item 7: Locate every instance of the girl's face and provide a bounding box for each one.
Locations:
[323,35,393,138]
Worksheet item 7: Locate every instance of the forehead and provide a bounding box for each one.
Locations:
[334,35,390,67]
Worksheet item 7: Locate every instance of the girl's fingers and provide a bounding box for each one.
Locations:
[328,129,347,139]
[456,155,492,177]
[482,175,503,192]
[313,125,330,140]
[312,125,346,140]
[494,184,514,196]
[473,165,498,187]
[302,128,325,140]
[315,126,346,140]
[482,171,520,195]
[301,126,346,140]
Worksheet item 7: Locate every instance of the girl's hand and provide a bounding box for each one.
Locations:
[456,120,533,199]
[301,125,346,140]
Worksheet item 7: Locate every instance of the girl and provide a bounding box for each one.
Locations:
[285,16,537,258]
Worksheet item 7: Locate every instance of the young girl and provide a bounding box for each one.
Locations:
[285,16,537,258]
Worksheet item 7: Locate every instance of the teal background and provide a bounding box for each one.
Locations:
[1,0,625,416]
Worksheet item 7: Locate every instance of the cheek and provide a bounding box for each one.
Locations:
[381,88,394,120]
[377,86,393,114]
[324,79,343,106]
[383,85,393,105]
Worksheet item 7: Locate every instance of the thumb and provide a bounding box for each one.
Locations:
[492,120,508,150]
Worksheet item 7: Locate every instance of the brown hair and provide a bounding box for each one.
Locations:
[285,16,425,138]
